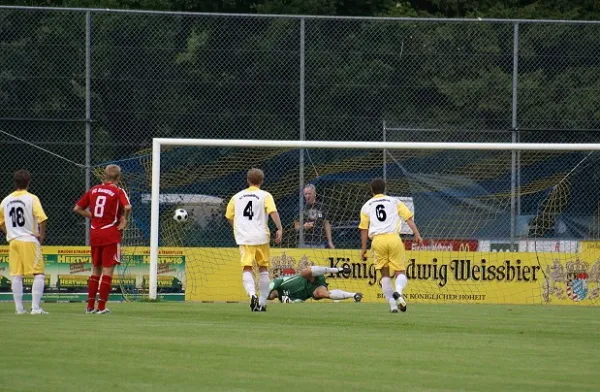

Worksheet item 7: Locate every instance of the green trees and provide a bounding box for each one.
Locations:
[2,1,598,148]
[3,0,599,18]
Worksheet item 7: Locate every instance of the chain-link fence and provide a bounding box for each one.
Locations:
[0,6,599,245]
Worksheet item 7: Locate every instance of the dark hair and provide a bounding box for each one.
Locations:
[370,178,386,195]
[14,170,31,190]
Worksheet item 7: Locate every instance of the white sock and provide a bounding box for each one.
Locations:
[32,274,45,310]
[258,272,270,307]
[11,276,24,312]
[242,271,256,297]
[381,276,397,310]
[329,289,355,300]
[311,266,341,277]
[395,274,408,295]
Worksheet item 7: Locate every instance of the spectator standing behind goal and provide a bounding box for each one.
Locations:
[74,165,131,315]
[0,170,48,314]
[225,168,283,312]
[359,178,423,313]
[294,184,334,249]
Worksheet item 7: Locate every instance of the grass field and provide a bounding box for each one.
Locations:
[0,302,598,392]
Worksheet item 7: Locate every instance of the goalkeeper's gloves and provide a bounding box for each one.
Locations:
[280,295,303,303]
[281,295,292,303]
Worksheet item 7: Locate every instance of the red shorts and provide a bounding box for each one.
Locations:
[91,243,121,268]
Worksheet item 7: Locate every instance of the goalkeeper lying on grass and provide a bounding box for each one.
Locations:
[268,266,363,303]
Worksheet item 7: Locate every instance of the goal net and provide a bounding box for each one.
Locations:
[113,139,600,306]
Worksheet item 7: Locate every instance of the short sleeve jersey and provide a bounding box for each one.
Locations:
[225,186,277,245]
[0,190,48,243]
[358,194,413,238]
[76,182,131,246]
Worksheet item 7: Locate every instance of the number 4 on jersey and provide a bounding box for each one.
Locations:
[243,201,254,220]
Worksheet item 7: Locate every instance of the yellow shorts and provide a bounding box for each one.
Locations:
[371,233,406,272]
[9,240,44,276]
[239,244,270,267]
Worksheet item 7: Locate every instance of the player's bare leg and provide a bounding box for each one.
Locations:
[97,265,115,314]
[311,286,362,302]
[87,264,102,313]
[311,285,362,302]
[330,289,363,302]
[380,267,399,313]
[393,270,408,312]
[312,286,330,300]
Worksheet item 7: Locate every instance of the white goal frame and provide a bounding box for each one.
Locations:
[149,138,600,299]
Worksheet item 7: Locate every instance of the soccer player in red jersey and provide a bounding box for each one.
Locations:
[74,165,131,314]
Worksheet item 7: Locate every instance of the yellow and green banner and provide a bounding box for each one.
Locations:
[0,246,185,302]
[185,247,599,306]
[2,245,598,305]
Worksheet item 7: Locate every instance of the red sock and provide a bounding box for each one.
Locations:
[87,275,100,310]
[97,275,113,311]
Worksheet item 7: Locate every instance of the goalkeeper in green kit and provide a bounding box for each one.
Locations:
[267,265,363,303]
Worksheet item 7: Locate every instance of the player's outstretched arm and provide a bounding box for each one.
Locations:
[224,197,235,227]
[0,206,5,235]
[73,204,92,219]
[267,289,279,301]
[406,218,423,245]
[38,220,47,245]
[294,219,314,230]
[359,229,369,261]
[117,205,132,231]
[269,211,283,243]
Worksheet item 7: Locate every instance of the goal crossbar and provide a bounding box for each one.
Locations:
[153,138,600,151]
[148,138,600,299]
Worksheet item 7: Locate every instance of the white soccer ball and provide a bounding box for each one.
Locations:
[173,208,188,223]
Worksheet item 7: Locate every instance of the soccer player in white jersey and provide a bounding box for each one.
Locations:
[226,168,283,312]
[0,170,49,314]
[359,178,423,313]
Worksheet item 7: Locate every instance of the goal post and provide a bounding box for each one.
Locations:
[147,138,600,304]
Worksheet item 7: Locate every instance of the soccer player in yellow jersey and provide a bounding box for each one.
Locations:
[226,168,283,312]
[359,178,423,313]
[0,170,49,314]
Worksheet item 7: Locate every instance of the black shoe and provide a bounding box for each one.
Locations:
[353,293,363,303]
[260,305,267,312]
[393,292,407,312]
[250,295,259,312]
[390,308,399,313]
